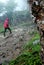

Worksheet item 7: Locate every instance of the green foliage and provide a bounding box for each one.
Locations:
[23,32,40,50]
[9,50,41,65]
[0,25,4,33]
[9,32,42,65]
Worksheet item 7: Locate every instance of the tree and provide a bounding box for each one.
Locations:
[5,0,16,12]
[5,0,16,25]
[0,2,5,13]
[28,0,44,64]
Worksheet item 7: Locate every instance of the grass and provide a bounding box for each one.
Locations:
[0,25,4,33]
[8,32,42,65]
[0,25,14,33]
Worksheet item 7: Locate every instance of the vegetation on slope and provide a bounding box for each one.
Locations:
[9,32,42,65]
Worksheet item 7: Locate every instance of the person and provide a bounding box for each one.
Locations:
[3,18,12,37]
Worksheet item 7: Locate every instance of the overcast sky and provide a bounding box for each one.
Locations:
[0,0,29,11]
[0,0,30,16]
[15,0,29,11]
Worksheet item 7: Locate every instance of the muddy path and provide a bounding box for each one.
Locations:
[0,27,32,64]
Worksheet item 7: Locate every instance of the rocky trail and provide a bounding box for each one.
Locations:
[0,28,31,64]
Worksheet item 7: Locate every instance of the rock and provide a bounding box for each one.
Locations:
[2,53,6,58]
[33,39,40,45]
[0,28,31,63]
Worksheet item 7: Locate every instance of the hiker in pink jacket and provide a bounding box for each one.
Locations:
[4,18,12,36]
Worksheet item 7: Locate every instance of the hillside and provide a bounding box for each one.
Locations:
[0,24,42,65]
[0,26,32,64]
[0,10,32,26]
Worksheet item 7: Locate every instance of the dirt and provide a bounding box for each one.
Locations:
[0,27,31,64]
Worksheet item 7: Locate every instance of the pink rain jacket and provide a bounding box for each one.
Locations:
[4,19,9,28]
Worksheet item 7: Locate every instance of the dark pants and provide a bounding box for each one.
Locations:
[4,27,12,36]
